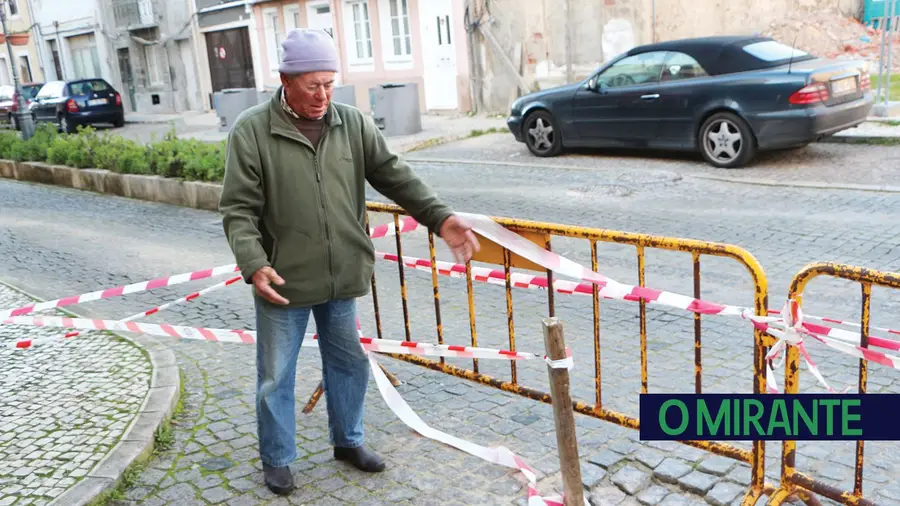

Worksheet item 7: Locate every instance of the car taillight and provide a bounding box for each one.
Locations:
[115,93,122,106]
[11,93,17,112]
[66,99,79,113]
[789,83,829,105]
[860,70,870,91]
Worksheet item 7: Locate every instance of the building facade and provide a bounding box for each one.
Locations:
[248,0,472,113]
[32,0,111,85]
[0,0,45,87]
[96,0,205,113]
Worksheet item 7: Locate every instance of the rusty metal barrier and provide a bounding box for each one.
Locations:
[769,263,900,506]
[303,202,806,505]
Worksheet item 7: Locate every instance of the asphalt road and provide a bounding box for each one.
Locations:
[1,140,899,505]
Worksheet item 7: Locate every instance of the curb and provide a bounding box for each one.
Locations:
[818,134,900,145]
[0,278,182,506]
[406,157,900,194]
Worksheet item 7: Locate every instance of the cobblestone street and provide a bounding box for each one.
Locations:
[0,284,152,506]
[1,139,899,506]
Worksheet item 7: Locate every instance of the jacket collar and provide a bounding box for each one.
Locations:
[269,86,343,147]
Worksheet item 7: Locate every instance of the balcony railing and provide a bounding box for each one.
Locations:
[112,0,157,29]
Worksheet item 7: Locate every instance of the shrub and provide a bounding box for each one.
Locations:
[0,124,226,181]
[9,123,59,162]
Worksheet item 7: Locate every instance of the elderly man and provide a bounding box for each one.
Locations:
[218,29,480,496]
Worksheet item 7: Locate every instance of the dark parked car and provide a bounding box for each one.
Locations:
[30,79,125,133]
[506,36,874,168]
[0,84,42,129]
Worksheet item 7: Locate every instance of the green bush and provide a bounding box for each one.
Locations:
[0,125,226,182]
[9,123,59,162]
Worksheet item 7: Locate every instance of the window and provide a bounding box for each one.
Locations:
[18,55,31,83]
[69,79,110,96]
[659,52,708,82]
[595,51,669,89]
[387,0,411,57]
[348,1,372,60]
[284,5,301,33]
[0,58,10,86]
[67,34,101,80]
[263,8,283,74]
[144,45,163,86]
[36,81,67,99]
[7,0,19,17]
[742,40,808,62]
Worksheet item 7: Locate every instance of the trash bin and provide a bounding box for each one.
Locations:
[214,88,259,132]
[331,85,356,107]
[368,83,422,137]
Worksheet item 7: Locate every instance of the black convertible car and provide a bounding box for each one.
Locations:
[507,36,874,168]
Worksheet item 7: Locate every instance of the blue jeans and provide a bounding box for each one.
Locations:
[254,297,370,468]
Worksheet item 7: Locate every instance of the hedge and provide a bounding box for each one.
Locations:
[0,124,227,182]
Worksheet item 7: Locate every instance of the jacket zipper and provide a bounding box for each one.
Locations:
[313,131,335,300]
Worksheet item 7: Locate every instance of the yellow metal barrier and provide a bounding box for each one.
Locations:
[769,262,900,506]
[306,202,785,505]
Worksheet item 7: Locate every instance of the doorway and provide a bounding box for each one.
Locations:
[117,48,137,112]
[419,0,458,110]
[205,28,256,92]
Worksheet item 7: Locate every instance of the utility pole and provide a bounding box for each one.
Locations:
[0,0,35,140]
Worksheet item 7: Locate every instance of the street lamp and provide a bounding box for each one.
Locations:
[0,0,35,140]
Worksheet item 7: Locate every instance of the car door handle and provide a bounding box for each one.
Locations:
[641,94,660,100]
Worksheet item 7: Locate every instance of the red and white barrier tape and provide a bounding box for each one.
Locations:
[0,220,416,321]
[767,308,900,340]
[0,264,241,319]
[8,276,242,349]
[3,315,565,364]
[368,215,420,240]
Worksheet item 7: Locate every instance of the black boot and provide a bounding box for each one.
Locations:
[263,463,294,496]
[334,445,386,473]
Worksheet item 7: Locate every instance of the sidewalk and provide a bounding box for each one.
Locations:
[0,282,179,506]
[827,118,900,143]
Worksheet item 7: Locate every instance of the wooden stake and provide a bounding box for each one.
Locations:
[542,317,584,506]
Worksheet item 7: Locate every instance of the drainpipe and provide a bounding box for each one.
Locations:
[54,21,65,80]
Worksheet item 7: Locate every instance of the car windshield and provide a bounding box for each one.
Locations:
[0,86,13,101]
[742,40,809,62]
[36,81,66,99]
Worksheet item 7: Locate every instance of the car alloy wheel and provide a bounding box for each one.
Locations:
[524,111,562,157]
[705,120,742,163]
[698,112,756,169]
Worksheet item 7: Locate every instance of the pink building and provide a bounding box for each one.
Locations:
[251,0,472,113]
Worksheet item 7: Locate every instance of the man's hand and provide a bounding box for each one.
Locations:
[252,266,290,305]
[439,215,481,264]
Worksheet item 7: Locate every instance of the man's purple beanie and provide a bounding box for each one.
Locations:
[279,29,340,74]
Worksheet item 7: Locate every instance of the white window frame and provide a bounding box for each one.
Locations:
[263,7,284,76]
[342,0,373,71]
[283,4,301,33]
[6,0,20,18]
[377,0,412,68]
[144,45,163,86]
[17,52,31,83]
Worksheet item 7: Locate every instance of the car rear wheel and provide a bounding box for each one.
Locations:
[698,112,756,169]
[523,110,562,157]
[59,115,75,134]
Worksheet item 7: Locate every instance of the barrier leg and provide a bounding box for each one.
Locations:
[302,365,402,414]
[543,317,584,506]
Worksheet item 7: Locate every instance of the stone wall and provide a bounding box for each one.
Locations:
[475,0,864,113]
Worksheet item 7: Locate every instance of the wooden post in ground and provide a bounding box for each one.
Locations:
[542,317,584,506]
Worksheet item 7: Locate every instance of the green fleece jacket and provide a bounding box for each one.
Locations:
[219,90,453,307]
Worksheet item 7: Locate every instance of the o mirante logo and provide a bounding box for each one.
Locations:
[639,394,899,441]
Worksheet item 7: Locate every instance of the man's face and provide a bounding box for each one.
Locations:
[281,71,336,120]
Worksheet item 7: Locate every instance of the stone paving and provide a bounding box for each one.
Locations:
[0,283,152,506]
[407,133,900,189]
[1,141,900,506]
